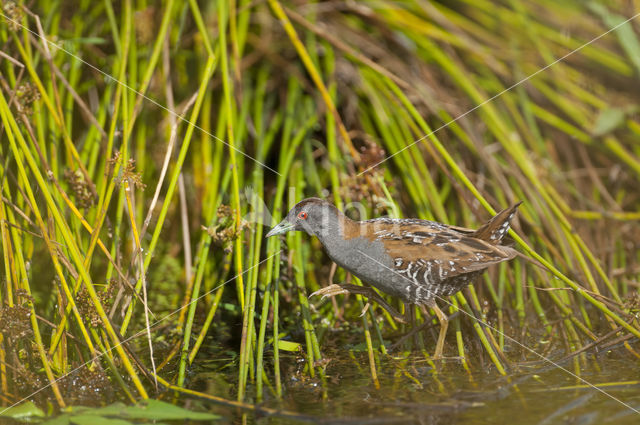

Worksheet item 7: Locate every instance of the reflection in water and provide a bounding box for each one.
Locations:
[194,339,640,425]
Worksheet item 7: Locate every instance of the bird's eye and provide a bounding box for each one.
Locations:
[298,211,308,220]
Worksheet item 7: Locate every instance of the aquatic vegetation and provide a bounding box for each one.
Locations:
[0,0,639,422]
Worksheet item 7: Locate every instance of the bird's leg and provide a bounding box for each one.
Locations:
[328,263,341,319]
[426,300,448,360]
[310,283,405,323]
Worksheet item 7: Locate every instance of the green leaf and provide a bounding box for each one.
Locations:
[69,415,132,425]
[592,108,626,136]
[66,37,108,45]
[41,400,220,424]
[70,403,127,418]
[134,399,219,420]
[277,340,302,352]
[88,400,220,421]
[0,401,45,419]
[589,2,640,75]
[41,415,71,425]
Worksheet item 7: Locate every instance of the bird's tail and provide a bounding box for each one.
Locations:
[472,202,522,244]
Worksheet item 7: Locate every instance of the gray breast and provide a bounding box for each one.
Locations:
[323,236,410,300]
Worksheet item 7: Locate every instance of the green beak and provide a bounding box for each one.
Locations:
[265,219,295,238]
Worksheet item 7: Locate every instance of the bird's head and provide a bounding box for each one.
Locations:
[265,198,342,238]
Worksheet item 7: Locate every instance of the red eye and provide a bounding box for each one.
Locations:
[298,211,308,220]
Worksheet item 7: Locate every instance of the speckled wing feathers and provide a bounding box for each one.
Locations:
[371,220,514,269]
[360,203,520,304]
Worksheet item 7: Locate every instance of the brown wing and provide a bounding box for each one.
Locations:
[419,202,522,243]
[365,221,516,283]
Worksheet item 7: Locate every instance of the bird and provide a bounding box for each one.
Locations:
[265,197,522,359]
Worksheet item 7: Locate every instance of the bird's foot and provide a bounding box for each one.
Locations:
[310,284,351,299]
[310,283,406,323]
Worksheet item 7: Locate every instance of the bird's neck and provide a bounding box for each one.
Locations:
[315,211,359,248]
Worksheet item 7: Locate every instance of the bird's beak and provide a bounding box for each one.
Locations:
[265,219,295,238]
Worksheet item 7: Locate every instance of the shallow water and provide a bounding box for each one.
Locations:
[194,346,640,425]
